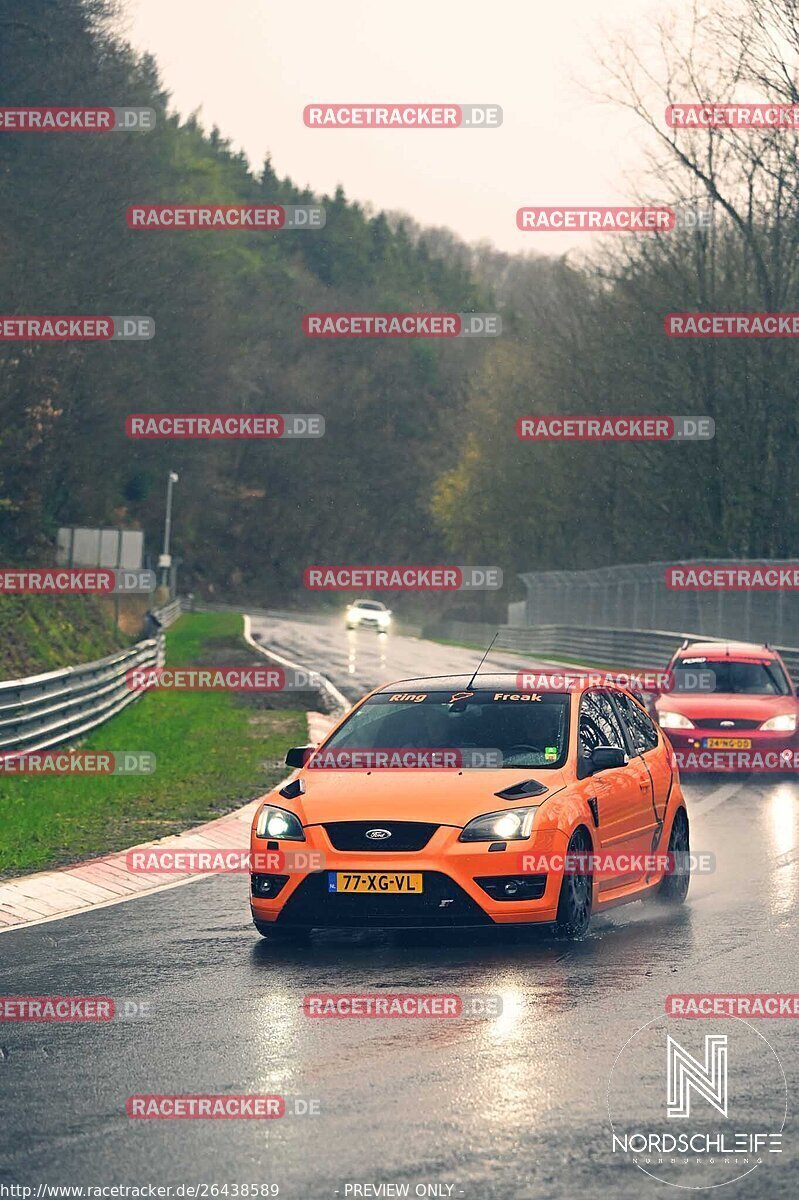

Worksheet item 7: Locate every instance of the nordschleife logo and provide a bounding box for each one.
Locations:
[666,1033,728,1119]
[607,1015,786,1189]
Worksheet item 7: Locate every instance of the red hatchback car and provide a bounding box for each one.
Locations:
[655,640,799,763]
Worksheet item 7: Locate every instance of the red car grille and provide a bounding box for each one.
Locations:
[697,718,762,730]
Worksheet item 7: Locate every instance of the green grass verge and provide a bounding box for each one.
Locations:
[0,594,128,678]
[0,612,306,878]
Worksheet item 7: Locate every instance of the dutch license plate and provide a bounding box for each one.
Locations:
[328,871,423,894]
[704,737,752,749]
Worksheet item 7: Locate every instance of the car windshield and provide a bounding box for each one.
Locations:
[320,688,570,767]
[355,601,384,610]
[675,656,791,695]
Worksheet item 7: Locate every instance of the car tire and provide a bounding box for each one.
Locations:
[253,920,310,943]
[655,807,690,904]
[555,826,593,939]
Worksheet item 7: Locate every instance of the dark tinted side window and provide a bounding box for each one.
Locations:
[579,690,626,755]
[615,692,659,754]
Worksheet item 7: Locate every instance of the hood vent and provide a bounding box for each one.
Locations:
[494,778,548,801]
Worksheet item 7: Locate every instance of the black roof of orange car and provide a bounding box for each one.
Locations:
[376,674,569,693]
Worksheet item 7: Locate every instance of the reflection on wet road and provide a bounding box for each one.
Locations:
[0,617,797,1199]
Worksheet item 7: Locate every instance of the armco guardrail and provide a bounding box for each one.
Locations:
[422,621,799,686]
[0,598,183,759]
[0,639,162,758]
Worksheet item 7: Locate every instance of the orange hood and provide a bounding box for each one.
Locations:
[261,768,568,828]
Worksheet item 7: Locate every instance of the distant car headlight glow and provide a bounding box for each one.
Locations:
[459,806,538,842]
[761,713,797,732]
[658,711,695,730]
[255,804,305,841]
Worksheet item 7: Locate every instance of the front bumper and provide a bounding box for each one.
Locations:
[665,727,798,769]
[662,724,791,744]
[250,825,567,928]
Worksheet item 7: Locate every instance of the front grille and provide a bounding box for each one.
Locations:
[277,871,493,927]
[698,718,761,730]
[321,821,439,851]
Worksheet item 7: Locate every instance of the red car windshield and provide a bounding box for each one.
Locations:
[675,657,791,696]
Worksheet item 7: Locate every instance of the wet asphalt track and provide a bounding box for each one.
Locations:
[1,617,798,1198]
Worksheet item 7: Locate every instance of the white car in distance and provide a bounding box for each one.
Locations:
[346,599,392,632]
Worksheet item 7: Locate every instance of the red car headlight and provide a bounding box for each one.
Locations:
[658,711,695,730]
[760,713,797,732]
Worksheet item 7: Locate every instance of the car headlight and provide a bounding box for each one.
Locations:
[255,804,305,841]
[761,713,797,732]
[658,711,695,729]
[378,613,391,625]
[458,807,538,842]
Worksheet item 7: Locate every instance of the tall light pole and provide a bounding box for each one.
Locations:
[158,471,179,593]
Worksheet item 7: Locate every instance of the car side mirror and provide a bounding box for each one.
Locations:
[588,745,628,774]
[285,745,314,768]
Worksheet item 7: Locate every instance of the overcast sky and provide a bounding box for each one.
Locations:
[120,0,664,254]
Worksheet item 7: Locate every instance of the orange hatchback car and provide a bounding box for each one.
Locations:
[250,675,690,939]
